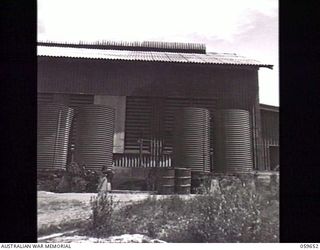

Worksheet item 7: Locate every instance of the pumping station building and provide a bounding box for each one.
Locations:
[37,40,279,193]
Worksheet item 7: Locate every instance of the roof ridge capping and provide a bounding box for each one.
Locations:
[37,40,206,54]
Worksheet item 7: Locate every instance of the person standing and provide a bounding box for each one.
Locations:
[106,166,115,190]
[97,165,114,193]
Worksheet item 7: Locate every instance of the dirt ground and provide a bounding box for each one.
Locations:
[39,233,166,243]
[38,191,191,239]
[37,191,154,237]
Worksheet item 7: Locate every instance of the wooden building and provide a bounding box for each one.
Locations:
[37,40,276,172]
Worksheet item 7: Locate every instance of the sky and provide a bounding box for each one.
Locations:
[38,0,279,106]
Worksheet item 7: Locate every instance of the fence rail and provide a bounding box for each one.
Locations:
[113,153,171,168]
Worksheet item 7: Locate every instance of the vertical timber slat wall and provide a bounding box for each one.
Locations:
[38,57,265,170]
[252,71,265,171]
[124,96,152,153]
[260,106,279,170]
[124,96,216,168]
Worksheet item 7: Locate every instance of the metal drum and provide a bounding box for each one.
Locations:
[158,168,175,194]
[172,107,210,172]
[213,109,253,174]
[175,168,191,194]
[37,103,74,171]
[74,105,115,171]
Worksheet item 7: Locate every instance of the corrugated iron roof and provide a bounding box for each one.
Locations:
[37,45,273,69]
[260,104,279,112]
[38,40,207,54]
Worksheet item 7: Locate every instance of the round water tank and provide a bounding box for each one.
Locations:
[74,105,115,171]
[172,107,210,172]
[213,109,253,174]
[37,103,74,171]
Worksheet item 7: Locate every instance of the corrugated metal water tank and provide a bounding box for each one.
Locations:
[74,105,115,171]
[213,109,253,173]
[37,103,74,170]
[172,107,211,172]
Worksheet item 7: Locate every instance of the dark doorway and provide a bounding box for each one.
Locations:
[269,146,279,170]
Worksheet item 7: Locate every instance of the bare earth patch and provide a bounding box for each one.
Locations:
[39,234,166,243]
[37,191,155,238]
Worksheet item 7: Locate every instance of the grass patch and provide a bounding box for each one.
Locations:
[88,184,279,243]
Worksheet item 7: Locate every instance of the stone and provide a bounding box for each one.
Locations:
[209,179,221,194]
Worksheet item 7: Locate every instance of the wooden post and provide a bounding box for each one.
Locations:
[138,138,143,167]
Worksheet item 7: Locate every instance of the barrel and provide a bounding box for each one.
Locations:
[213,109,253,174]
[74,105,115,171]
[172,107,211,172]
[157,168,175,194]
[37,103,74,171]
[175,168,191,194]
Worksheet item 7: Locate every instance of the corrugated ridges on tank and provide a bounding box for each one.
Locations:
[37,103,74,171]
[74,105,115,171]
[173,107,211,172]
[213,109,253,174]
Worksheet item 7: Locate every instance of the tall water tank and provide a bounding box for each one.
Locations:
[213,109,253,174]
[172,107,210,172]
[74,105,115,171]
[37,103,74,171]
